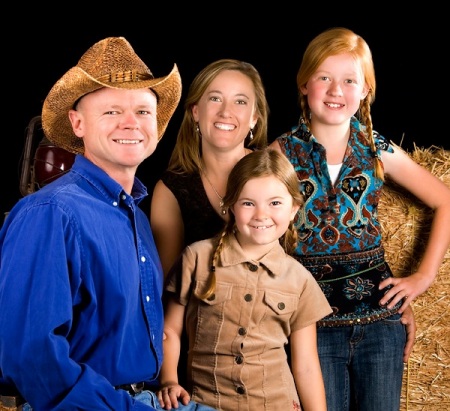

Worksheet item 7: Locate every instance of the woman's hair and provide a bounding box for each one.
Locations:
[167,59,269,174]
[297,27,384,180]
[197,148,303,300]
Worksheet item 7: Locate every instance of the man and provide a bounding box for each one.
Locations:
[0,37,215,410]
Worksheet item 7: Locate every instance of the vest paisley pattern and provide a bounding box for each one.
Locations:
[276,117,401,326]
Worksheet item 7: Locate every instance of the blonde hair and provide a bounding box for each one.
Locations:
[197,148,303,300]
[167,59,269,174]
[297,27,384,180]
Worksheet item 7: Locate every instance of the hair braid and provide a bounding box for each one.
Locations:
[280,219,299,255]
[359,96,384,181]
[196,229,228,300]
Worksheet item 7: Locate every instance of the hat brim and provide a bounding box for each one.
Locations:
[42,64,181,154]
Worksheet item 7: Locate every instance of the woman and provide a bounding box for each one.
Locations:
[150,59,269,276]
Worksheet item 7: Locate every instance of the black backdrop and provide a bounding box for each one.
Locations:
[3,10,445,223]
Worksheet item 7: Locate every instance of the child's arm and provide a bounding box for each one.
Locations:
[157,297,189,410]
[290,324,327,411]
[379,146,450,312]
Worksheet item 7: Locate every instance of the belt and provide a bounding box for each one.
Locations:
[115,382,145,395]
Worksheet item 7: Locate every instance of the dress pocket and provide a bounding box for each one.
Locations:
[264,290,298,315]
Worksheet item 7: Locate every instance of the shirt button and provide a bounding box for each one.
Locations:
[207,293,216,301]
[146,296,150,302]
[238,327,247,336]
[141,256,146,262]
[244,294,252,302]
[277,302,286,310]
[112,201,118,207]
[121,194,127,200]
[248,263,258,272]
[235,356,243,364]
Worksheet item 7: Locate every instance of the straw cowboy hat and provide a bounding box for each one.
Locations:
[42,36,182,155]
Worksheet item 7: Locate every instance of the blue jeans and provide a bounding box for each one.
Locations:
[133,390,217,410]
[317,314,406,411]
[22,390,217,410]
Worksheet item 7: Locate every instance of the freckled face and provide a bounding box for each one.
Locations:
[301,53,368,126]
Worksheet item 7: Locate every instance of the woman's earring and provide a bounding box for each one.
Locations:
[196,123,203,138]
[249,128,254,141]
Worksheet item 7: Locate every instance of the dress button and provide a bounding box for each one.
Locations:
[207,293,216,301]
[238,327,247,336]
[236,386,246,394]
[248,263,258,272]
[235,356,243,364]
[244,294,252,302]
[277,302,286,310]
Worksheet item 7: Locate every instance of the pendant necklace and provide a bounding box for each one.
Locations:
[203,172,227,215]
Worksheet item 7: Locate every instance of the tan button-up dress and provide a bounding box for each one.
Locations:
[166,233,332,410]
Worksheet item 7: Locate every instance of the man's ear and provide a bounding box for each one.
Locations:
[68,109,84,138]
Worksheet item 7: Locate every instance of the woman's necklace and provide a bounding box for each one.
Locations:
[203,172,227,215]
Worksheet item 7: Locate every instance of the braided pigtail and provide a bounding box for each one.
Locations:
[299,93,311,131]
[280,219,300,255]
[196,229,228,301]
[359,95,384,181]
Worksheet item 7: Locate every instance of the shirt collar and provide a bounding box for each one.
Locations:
[219,232,288,277]
[71,155,148,205]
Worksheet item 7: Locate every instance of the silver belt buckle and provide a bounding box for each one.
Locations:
[130,382,144,394]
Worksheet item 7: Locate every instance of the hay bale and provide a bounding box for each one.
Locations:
[379,145,450,411]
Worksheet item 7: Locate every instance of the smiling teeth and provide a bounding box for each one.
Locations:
[116,140,140,144]
[215,123,235,131]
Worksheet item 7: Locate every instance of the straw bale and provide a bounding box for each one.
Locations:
[379,144,450,411]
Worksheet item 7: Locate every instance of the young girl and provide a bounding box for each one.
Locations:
[269,27,450,410]
[150,59,269,389]
[157,148,332,411]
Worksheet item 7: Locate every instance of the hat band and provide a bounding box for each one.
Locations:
[97,70,154,83]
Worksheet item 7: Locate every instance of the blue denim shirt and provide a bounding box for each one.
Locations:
[0,155,164,410]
